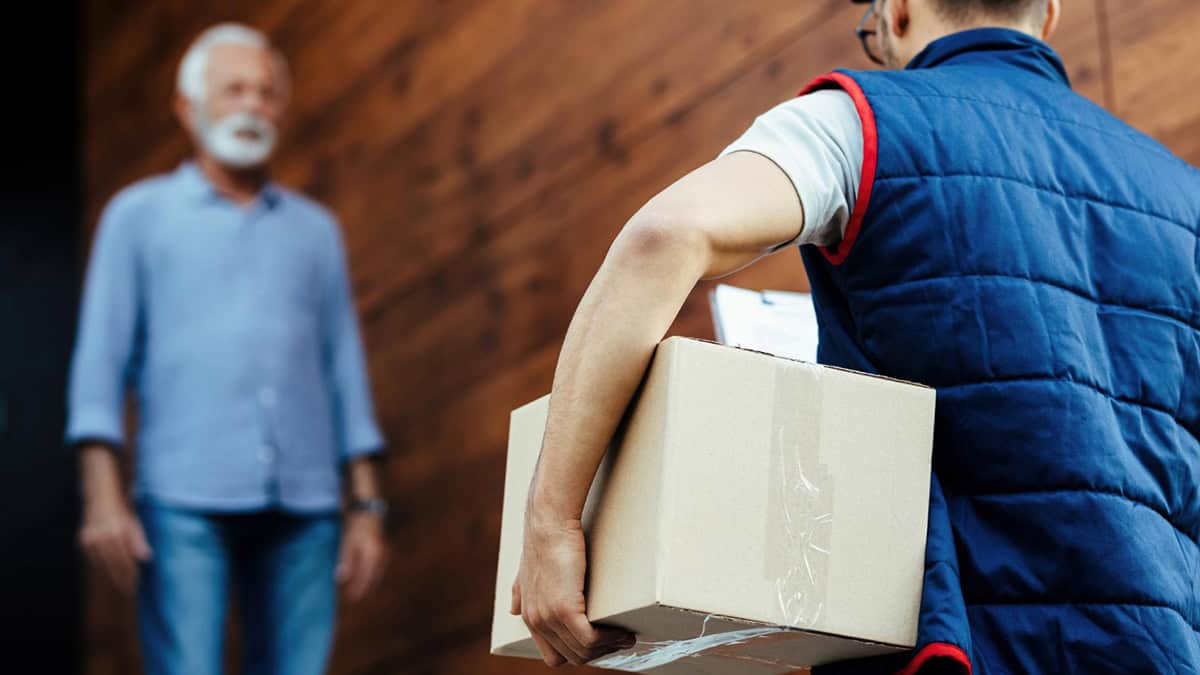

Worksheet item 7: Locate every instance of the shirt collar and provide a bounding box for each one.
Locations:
[175,160,283,209]
[905,27,1071,87]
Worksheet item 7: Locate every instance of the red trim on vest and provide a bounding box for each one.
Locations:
[894,642,973,675]
[798,72,878,265]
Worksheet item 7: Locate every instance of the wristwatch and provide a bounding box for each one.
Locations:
[348,497,389,519]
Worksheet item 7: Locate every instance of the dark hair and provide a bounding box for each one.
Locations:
[932,0,1047,24]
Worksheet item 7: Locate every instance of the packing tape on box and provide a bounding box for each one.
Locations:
[591,614,803,672]
[768,361,833,628]
[592,361,832,672]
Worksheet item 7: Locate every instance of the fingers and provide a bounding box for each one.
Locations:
[339,539,387,602]
[549,614,592,662]
[129,520,153,561]
[523,606,634,666]
[521,606,571,667]
[80,521,139,596]
[565,614,637,661]
[555,614,636,664]
[336,544,360,588]
[543,622,586,666]
[348,547,372,600]
[359,544,386,599]
[101,537,136,595]
[112,544,138,595]
[349,557,371,600]
[529,631,568,668]
[117,519,152,592]
[88,540,121,593]
[515,522,615,667]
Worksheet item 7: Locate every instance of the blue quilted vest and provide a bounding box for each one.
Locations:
[802,29,1200,675]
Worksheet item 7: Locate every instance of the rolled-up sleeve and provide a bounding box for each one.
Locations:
[65,194,143,450]
[323,219,385,461]
[718,89,863,248]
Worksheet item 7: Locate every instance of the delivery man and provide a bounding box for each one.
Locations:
[511,0,1200,673]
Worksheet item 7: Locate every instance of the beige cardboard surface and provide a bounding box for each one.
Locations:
[657,340,934,645]
[491,337,935,671]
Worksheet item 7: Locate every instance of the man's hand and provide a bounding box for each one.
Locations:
[78,444,150,596]
[512,515,635,667]
[337,511,388,601]
[79,492,151,596]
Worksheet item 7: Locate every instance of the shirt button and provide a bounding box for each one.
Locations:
[259,387,277,408]
[258,445,276,463]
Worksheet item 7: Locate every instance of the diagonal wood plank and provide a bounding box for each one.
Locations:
[1104,0,1200,163]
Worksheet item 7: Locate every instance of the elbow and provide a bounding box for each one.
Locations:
[610,210,710,271]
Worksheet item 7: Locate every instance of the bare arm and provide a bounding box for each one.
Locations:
[514,151,804,667]
[80,444,126,507]
[346,456,383,502]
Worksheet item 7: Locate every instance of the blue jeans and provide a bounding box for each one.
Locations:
[136,500,341,675]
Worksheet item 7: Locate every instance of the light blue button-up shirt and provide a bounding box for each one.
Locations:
[67,162,384,513]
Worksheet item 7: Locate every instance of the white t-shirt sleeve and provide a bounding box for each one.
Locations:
[718,89,864,248]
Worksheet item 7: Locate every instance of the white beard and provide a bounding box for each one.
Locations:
[196,110,277,169]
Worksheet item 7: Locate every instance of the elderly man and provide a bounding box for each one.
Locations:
[514,0,1200,673]
[68,23,387,675]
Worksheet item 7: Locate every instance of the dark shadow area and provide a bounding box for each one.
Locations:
[0,2,83,671]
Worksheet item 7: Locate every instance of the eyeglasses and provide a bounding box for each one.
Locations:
[855,0,886,66]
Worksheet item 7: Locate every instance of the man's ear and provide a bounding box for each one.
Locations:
[887,0,912,37]
[173,93,197,137]
[1041,0,1061,41]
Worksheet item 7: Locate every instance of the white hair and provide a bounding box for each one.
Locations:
[176,23,286,102]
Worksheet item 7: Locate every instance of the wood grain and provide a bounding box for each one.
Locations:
[1104,0,1200,163]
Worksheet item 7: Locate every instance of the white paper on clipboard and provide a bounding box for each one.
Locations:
[709,284,820,363]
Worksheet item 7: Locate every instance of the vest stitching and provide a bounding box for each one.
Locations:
[965,486,1199,549]
[965,600,1200,636]
[867,91,1186,165]
[874,172,1199,239]
[867,273,1199,341]
[943,377,1198,447]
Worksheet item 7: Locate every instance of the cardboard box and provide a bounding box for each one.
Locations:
[492,337,935,673]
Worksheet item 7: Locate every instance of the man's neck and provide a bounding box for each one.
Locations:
[196,153,269,206]
[904,22,1039,67]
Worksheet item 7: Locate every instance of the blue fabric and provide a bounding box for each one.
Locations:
[136,499,340,675]
[66,162,384,512]
[805,29,1200,674]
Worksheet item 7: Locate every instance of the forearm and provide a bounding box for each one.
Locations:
[79,444,125,507]
[528,220,709,525]
[345,456,383,502]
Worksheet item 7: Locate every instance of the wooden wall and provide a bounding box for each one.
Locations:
[81,1,1198,673]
